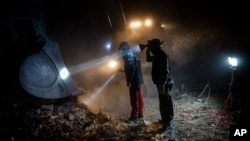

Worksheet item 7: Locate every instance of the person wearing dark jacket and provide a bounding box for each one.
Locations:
[118,41,144,124]
[142,38,175,134]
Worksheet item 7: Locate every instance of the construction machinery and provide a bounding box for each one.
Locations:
[1,0,83,99]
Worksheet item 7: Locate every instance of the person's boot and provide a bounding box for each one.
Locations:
[126,118,139,126]
[138,118,144,125]
[161,121,178,141]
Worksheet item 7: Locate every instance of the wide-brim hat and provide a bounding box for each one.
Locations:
[148,38,164,45]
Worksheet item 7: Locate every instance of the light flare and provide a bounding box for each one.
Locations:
[228,57,238,67]
[144,19,152,27]
[108,60,118,69]
[59,68,69,79]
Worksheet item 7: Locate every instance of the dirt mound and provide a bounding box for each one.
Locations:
[0,92,231,141]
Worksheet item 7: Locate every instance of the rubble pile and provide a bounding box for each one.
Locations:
[0,101,173,141]
[0,93,231,141]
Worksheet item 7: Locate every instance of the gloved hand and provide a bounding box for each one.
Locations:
[163,78,174,92]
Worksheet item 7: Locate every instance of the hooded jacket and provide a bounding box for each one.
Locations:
[121,47,144,86]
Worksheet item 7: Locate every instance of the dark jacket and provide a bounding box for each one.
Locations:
[146,48,170,85]
[122,48,144,86]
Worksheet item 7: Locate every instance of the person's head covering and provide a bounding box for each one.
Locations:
[147,38,164,53]
[147,38,164,46]
[119,41,130,50]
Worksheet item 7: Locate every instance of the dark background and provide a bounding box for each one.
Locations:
[1,0,249,98]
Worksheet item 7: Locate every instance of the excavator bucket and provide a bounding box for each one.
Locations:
[19,40,83,99]
[3,1,84,99]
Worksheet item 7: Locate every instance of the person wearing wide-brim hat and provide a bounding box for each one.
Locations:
[145,38,176,139]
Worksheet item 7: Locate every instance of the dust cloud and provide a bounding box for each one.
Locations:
[110,22,219,84]
[77,71,131,117]
[66,20,234,116]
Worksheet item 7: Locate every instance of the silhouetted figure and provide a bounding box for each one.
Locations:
[141,38,176,139]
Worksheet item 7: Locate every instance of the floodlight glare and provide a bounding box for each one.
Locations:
[130,21,142,29]
[60,68,69,80]
[228,57,238,67]
[105,42,111,50]
[144,19,152,27]
[108,60,118,69]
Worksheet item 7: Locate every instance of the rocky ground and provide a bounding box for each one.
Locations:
[0,88,232,141]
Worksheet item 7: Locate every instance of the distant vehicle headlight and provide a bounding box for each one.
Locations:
[130,21,142,29]
[144,19,152,27]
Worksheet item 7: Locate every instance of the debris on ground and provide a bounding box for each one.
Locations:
[0,93,230,141]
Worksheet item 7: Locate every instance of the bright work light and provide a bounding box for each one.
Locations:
[108,60,118,69]
[228,57,238,67]
[144,19,152,27]
[130,21,142,29]
[60,68,69,80]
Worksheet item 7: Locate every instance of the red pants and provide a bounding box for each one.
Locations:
[129,85,144,119]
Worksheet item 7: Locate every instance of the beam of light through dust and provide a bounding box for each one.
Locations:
[68,52,121,75]
[83,72,117,105]
[68,45,140,75]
